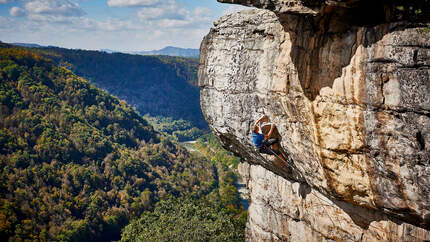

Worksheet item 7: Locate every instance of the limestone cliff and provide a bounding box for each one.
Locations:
[199,0,430,241]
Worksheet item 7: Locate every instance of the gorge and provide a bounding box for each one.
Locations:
[198,0,430,241]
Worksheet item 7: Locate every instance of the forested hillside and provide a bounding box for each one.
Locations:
[24,46,206,130]
[121,134,246,241]
[0,46,244,241]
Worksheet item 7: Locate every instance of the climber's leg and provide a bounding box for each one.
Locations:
[264,138,278,146]
[258,145,270,155]
[268,147,280,156]
[260,138,280,155]
[259,144,280,156]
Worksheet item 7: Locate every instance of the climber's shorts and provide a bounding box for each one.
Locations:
[258,138,280,155]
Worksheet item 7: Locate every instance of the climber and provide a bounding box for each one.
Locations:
[251,115,281,156]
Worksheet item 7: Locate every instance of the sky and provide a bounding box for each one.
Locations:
[0,0,250,51]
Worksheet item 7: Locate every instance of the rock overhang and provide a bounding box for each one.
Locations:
[217,0,430,26]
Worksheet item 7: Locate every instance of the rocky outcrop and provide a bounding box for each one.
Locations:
[199,1,430,241]
[240,162,430,241]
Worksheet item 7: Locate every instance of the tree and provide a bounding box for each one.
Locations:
[121,196,245,242]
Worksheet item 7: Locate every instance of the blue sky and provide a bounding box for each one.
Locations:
[0,0,250,51]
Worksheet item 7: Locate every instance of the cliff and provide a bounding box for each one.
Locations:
[199,0,430,241]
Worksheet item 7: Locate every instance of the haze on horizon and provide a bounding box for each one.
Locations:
[0,0,250,51]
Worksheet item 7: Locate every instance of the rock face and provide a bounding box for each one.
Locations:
[199,1,430,241]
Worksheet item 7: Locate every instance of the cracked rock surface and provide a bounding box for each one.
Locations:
[199,3,430,241]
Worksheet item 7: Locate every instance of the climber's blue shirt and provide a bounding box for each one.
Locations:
[252,132,265,148]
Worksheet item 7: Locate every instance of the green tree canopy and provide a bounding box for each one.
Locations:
[0,45,218,241]
[121,196,245,242]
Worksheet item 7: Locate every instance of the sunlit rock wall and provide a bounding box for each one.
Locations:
[199,3,430,241]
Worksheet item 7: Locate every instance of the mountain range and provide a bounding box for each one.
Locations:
[130,46,200,58]
[101,46,200,58]
[11,43,199,58]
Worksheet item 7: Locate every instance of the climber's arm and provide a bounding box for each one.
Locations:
[267,123,275,138]
[253,115,267,129]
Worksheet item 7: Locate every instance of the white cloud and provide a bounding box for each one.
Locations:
[137,2,212,29]
[80,18,143,31]
[24,0,85,21]
[27,14,78,23]
[0,0,222,51]
[107,0,160,7]
[0,16,14,30]
[137,5,187,21]
[194,7,212,17]
[9,6,25,17]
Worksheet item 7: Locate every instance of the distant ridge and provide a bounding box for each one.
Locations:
[8,42,199,58]
[132,46,199,58]
[11,42,43,48]
[100,47,200,57]
[100,48,117,53]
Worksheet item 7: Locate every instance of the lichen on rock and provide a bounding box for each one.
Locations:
[199,1,430,241]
